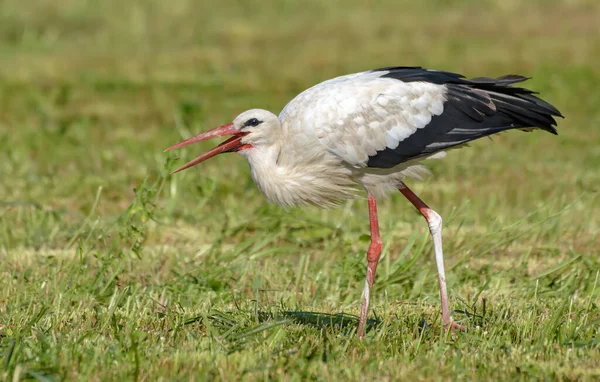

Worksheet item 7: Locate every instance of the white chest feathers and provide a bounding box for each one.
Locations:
[239,145,358,208]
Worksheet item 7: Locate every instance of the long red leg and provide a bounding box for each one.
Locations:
[357,193,382,338]
[398,183,464,332]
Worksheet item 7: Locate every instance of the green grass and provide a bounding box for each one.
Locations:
[1,0,599,380]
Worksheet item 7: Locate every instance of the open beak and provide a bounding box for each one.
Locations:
[164,123,246,174]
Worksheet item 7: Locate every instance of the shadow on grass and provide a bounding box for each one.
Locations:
[276,311,380,335]
[182,310,381,336]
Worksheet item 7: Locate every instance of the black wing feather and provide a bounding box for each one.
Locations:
[367,67,563,169]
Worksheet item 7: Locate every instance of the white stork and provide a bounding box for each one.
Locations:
[165,66,562,337]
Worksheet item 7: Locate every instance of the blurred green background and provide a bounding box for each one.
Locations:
[0,0,598,380]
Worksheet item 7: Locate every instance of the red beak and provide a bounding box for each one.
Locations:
[164,123,246,174]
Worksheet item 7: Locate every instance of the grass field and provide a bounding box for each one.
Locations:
[1,0,599,380]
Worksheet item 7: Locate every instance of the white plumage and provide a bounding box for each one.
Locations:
[234,70,450,206]
[165,66,562,337]
[281,71,447,168]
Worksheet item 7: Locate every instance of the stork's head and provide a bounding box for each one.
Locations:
[164,109,280,173]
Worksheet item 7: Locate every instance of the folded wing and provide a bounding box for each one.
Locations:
[279,67,562,169]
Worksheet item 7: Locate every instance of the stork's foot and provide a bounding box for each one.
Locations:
[445,321,466,333]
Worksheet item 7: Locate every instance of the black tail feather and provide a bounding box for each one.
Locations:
[367,66,564,168]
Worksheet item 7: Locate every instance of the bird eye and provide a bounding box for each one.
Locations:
[244,118,262,127]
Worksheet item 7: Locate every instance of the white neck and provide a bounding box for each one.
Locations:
[239,141,358,208]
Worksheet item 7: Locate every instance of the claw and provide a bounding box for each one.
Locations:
[446,321,466,333]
